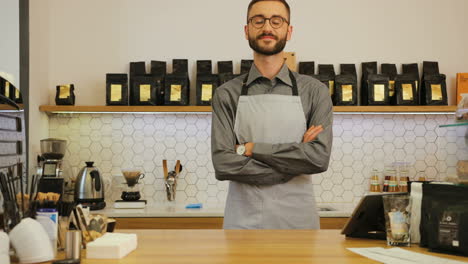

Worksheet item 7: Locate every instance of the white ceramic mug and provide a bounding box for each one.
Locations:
[8,218,54,264]
[0,231,10,264]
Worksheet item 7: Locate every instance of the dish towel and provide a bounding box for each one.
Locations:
[410,182,423,244]
[0,231,10,264]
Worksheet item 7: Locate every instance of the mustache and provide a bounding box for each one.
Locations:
[257,33,277,40]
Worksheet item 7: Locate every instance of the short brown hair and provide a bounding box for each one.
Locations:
[247,0,291,23]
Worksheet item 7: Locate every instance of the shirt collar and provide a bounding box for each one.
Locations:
[245,62,293,87]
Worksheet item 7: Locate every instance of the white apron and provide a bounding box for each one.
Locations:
[223,70,319,229]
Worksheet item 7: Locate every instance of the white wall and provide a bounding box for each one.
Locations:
[30,0,468,107]
[29,0,468,161]
[29,0,51,172]
[0,0,19,86]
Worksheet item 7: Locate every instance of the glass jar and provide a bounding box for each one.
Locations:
[369,169,381,193]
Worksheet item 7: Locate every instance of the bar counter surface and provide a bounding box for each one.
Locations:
[31,229,467,264]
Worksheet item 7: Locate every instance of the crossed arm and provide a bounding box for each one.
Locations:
[211,87,333,186]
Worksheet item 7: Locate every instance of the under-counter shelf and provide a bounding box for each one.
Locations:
[39,105,457,114]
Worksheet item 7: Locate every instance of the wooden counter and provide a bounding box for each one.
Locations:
[40,229,467,264]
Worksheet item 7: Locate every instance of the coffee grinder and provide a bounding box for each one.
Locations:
[113,169,147,209]
[37,138,67,178]
[36,138,66,197]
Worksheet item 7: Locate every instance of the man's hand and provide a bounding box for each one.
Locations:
[235,142,255,157]
[302,125,324,143]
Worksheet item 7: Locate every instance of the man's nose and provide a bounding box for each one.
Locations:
[262,19,274,32]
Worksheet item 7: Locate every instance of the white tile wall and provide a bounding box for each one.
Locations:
[49,113,467,211]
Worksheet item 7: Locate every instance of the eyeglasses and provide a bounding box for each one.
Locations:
[248,15,289,29]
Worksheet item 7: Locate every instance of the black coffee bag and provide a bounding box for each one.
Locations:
[164,59,190,106]
[421,183,468,256]
[196,75,219,106]
[340,64,357,77]
[420,61,448,105]
[164,74,190,106]
[360,62,378,106]
[106,74,129,106]
[334,64,357,105]
[131,75,158,106]
[196,60,218,106]
[129,61,147,105]
[402,63,420,104]
[241,60,254,74]
[393,74,418,105]
[0,76,12,100]
[218,61,236,85]
[298,61,315,76]
[421,74,448,105]
[151,61,166,76]
[366,74,390,105]
[150,61,167,105]
[173,59,189,74]
[381,64,397,101]
[197,60,212,76]
[318,64,336,100]
[55,84,75,105]
[334,74,357,106]
[12,86,22,104]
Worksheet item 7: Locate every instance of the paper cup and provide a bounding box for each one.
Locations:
[9,218,54,264]
[0,231,10,264]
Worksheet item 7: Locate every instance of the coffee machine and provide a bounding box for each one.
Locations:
[74,161,106,210]
[37,138,67,178]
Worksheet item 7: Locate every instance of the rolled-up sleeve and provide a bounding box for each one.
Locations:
[211,88,295,186]
[251,81,333,175]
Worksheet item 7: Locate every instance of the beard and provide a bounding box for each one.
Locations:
[248,33,287,56]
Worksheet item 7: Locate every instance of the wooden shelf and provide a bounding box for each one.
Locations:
[333,105,457,113]
[39,105,457,114]
[0,104,24,111]
[39,105,211,114]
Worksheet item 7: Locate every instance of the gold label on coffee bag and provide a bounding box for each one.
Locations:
[402,83,414,101]
[139,84,151,102]
[59,85,70,99]
[389,80,395,97]
[170,85,182,102]
[201,84,213,102]
[342,85,353,102]
[329,80,334,96]
[15,88,19,99]
[431,84,443,100]
[373,84,385,102]
[110,84,122,102]
[5,82,10,97]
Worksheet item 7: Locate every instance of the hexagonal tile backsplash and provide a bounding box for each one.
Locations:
[49,113,467,211]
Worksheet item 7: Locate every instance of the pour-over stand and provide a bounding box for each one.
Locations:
[113,170,147,209]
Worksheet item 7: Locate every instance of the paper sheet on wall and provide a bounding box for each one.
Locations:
[347,247,467,264]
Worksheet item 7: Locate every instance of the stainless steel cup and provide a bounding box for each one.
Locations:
[65,230,81,260]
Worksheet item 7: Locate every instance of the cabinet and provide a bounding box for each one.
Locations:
[114,217,349,230]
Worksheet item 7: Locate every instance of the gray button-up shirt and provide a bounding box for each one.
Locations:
[211,63,333,186]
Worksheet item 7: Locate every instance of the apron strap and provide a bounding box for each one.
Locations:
[241,69,299,96]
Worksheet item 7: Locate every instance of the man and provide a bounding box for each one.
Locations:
[211,0,333,229]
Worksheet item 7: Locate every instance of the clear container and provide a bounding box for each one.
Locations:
[382,194,411,246]
[416,170,427,182]
[369,169,381,193]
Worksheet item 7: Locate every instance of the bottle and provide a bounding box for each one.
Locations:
[417,170,427,182]
[387,169,398,192]
[398,163,410,192]
[369,169,381,193]
[383,166,393,193]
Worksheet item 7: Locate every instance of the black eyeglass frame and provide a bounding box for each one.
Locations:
[247,15,290,29]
